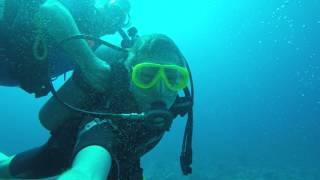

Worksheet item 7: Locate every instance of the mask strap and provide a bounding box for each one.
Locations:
[178,86,193,175]
[180,109,193,175]
[179,54,194,175]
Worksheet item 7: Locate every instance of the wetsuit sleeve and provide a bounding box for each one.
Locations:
[72,119,144,179]
[73,119,117,158]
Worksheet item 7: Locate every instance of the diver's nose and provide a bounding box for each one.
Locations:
[155,79,166,93]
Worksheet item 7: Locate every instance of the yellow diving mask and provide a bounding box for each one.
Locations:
[131,62,190,91]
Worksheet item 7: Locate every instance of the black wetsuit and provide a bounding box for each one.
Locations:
[9,62,174,180]
[10,117,169,180]
[0,0,98,96]
[0,0,74,96]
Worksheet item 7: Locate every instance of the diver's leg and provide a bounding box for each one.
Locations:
[0,152,14,178]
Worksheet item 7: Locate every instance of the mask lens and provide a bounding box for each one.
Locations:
[132,64,160,88]
[132,63,189,90]
[164,68,180,86]
[138,67,159,84]
[164,67,189,91]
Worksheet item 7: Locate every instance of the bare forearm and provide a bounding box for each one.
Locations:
[57,168,91,180]
[39,0,96,69]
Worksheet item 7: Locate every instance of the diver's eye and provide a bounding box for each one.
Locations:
[138,68,159,83]
[165,69,179,84]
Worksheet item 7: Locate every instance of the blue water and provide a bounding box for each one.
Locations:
[1,0,320,179]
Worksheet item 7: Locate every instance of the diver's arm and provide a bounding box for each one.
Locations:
[0,146,111,180]
[39,0,111,92]
[58,145,112,180]
[39,0,96,70]
[0,153,14,178]
[39,45,117,131]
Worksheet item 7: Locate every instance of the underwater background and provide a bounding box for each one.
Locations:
[1,0,320,179]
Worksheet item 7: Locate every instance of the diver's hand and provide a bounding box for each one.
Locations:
[81,57,111,93]
[0,152,9,162]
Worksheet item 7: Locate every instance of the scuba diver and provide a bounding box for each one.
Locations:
[0,34,194,180]
[0,0,134,97]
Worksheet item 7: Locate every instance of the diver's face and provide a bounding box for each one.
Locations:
[95,1,128,34]
[130,54,184,112]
